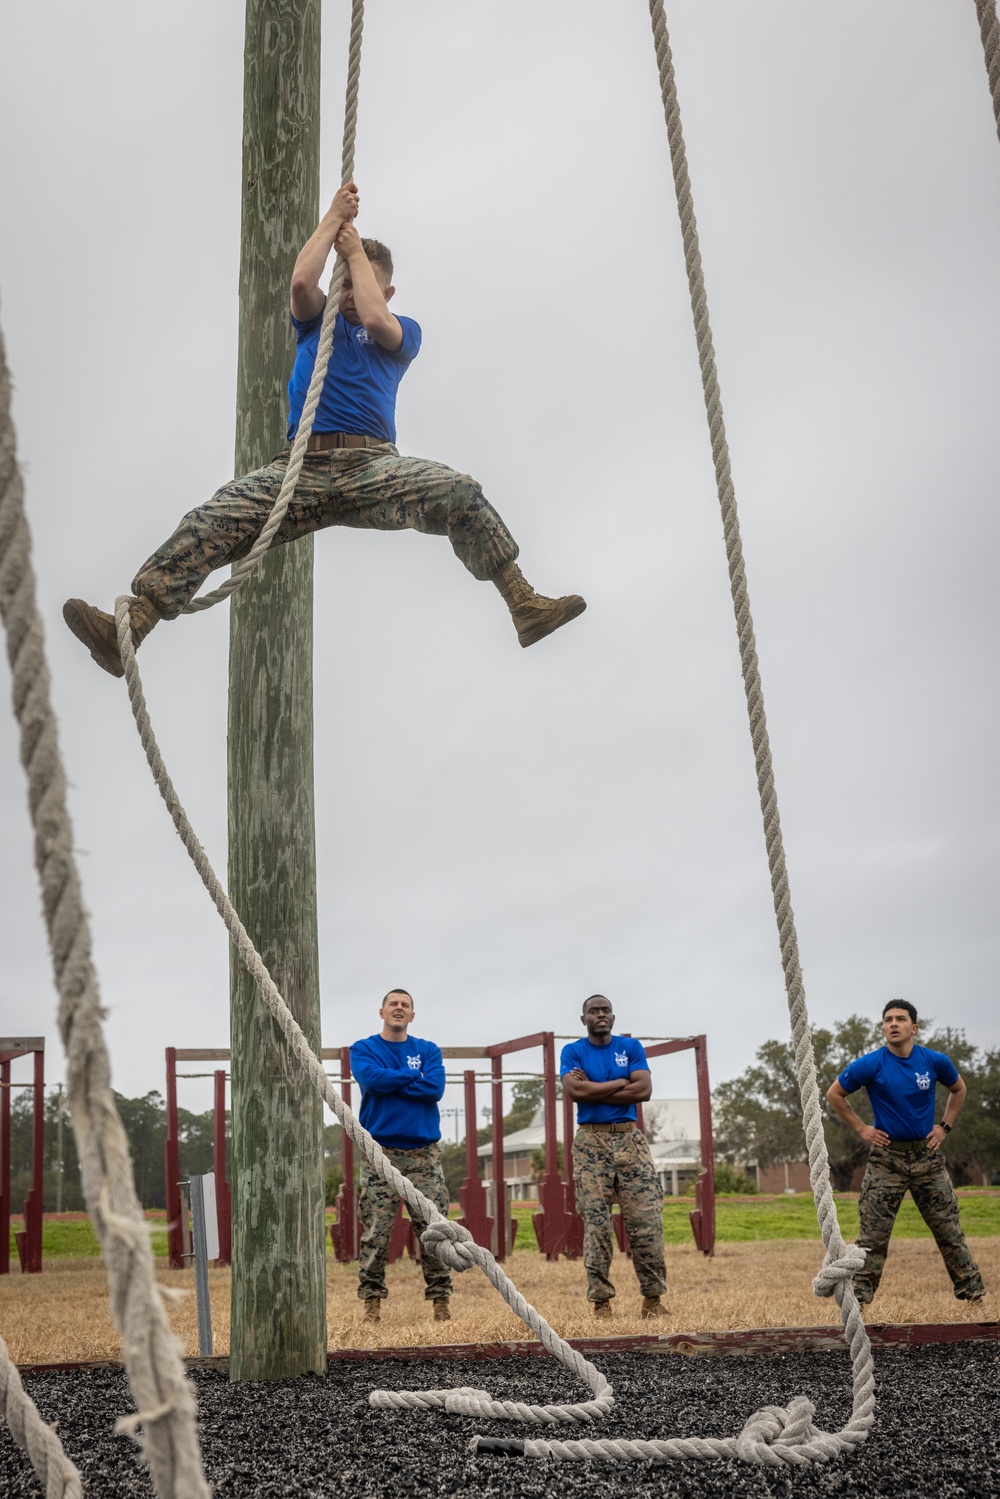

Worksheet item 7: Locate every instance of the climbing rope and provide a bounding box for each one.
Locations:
[181,0,364,614]
[107,0,886,1470]
[976,0,1000,144]
[0,325,209,1499]
[0,1330,81,1498]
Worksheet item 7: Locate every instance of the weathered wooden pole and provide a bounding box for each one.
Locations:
[228,0,326,1379]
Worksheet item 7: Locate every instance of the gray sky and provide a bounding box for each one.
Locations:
[1,1,998,1123]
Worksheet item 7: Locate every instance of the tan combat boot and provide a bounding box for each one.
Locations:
[432,1298,451,1323]
[640,1296,665,1320]
[63,595,161,678]
[492,562,586,649]
[363,1298,381,1324]
[593,1300,612,1322]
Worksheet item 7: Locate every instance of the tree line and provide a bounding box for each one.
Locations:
[714,1015,1000,1189]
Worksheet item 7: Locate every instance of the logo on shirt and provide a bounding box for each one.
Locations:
[915,1071,931,1091]
[407,1054,422,1070]
[355,327,374,346]
[615,1051,629,1068]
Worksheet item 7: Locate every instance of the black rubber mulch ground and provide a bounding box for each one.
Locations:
[2,1344,998,1497]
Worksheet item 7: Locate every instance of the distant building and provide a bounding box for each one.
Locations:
[477,1098,705,1200]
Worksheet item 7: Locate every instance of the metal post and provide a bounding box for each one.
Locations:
[0,1059,10,1275]
[457,1069,491,1249]
[534,1034,566,1260]
[335,1046,357,1261]
[213,1070,232,1266]
[164,1047,185,1269]
[189,1175,214,1356]
[24,1046,44,1272]
[491,1055,506,1260]
[55,1083,64,1215]
[692,1036,716,1256]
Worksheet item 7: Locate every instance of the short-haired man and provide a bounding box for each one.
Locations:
[827,999,985,1306]
[561,995,667,1319]
[63,182,585,671]
[350,989,452,1323]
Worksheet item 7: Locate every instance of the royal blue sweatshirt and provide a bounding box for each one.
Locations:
[349,1033,445,1149]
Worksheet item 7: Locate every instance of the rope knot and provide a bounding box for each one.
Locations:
[419,1219,480,1271]
[812,1244,866,1298]
[735,1397,818,1464]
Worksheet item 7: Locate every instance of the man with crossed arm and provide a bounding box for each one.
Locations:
[561,994,667,1319]
[350,988,453,1324]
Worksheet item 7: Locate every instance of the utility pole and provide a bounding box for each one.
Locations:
[228,0,326,1380]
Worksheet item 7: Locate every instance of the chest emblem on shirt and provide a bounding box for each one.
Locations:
[407,1054,422,1070]
[615,1051,629,1068]
[915,1071,931,1090]
[355,328,374,346]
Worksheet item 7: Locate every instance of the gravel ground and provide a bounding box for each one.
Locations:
[2,1344,999,1497]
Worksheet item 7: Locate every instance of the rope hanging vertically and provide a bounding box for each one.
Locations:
[0,324,210,1499]
[975,0,1000,144]
[109,0,882,1469]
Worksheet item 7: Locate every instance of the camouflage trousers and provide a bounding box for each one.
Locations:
[573,1125,667,1303]
[357,1142,452,1302]
[855,1142,985,1302]
[132,445,519,618]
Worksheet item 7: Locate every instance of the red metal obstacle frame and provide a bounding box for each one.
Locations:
[165,1032,715,1270]
[0,1036,45,1274]
[545,1033,715,1261]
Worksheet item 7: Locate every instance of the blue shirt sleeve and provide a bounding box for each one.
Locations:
[392,316,421,365]
[560,1041,580,1076]
[349,1039,410,1095]
[930,1050,960,1088]
[628,1039,650,1073]
[290,310,322,341]
[838,1052,877,1095]
[401,1042,445,1100]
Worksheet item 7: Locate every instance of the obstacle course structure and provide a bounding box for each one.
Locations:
[164,1030,715,1271]
[0,1037,44,1275]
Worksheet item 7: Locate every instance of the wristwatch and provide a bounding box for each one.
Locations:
[939,1121,952,1133]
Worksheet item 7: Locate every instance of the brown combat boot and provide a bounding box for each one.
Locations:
[640,1296,665,1320]
[363,1298,381,1324]
[432,1298,451,1323]
[593,1300,612,1322]
[492,562,586,649]
[63,595,161,678]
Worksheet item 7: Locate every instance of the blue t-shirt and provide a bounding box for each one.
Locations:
[838,1044,958,1140]
[349,1033,444,1150]
[560,1035,650,1124]
[286,310,421,444]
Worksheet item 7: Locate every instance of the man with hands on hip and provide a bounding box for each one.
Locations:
[827,999,985,1306]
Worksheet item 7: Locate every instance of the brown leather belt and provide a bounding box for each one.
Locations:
[578,1121,635,1134]
[305,431,381,452]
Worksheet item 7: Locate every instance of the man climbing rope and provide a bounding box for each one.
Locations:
[63,181,585,674]
[561,995,667,1320]
[827,1000,986,1307]
[350,988,453,1325]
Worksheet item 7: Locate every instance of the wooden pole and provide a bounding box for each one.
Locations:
[228,0,326,1379]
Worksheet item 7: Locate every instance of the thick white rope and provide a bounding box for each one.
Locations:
[976,0,1000,144]
[0,325,210,1498]
[0,1331,81,1498]
[180,0,364,614]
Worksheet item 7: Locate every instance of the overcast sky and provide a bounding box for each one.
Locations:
[1,1,998,1125]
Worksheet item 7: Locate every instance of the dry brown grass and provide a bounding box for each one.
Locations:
[2,1239,997,1365]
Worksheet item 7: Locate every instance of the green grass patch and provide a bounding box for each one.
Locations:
[20,1190,1000,1263]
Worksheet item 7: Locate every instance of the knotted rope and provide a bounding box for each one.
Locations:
[976,0,1000,144]
[0,323,209,1498]
[181,0,364,614]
